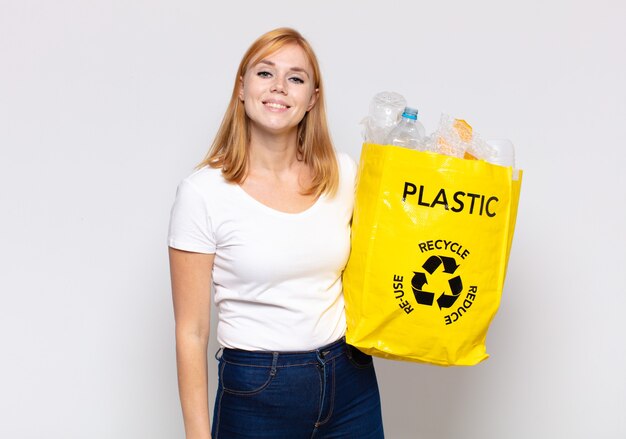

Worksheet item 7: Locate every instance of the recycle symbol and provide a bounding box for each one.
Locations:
[411,255,463,309]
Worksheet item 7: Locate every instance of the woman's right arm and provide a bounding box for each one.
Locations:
[169,247,216,439]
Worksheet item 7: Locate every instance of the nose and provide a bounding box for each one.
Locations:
[270,76,287,95]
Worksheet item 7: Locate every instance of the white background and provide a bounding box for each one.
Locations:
[1,1,625,438]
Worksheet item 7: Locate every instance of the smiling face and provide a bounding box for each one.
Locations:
[239,43,318,139]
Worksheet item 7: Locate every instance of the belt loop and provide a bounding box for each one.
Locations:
[214,347,223,361]
[317,349,326,365]
[270,352,279,376]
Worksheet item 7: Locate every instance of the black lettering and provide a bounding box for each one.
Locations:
[451,191,465,212]
[431,188,449,210]
[466,193,480,214]
[404,188,498,218]
[419,240,470,259]
[402,182,417,201]
[486,196,498,217]
[443,288,479,324]
[393,282,403,290]
[417,185,430,207]
[393,275,403,282]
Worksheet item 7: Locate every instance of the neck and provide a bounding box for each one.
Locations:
[248,127,301,173]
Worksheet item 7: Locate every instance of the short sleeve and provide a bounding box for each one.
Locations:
[167,179,216,254]
[338,152,358,191]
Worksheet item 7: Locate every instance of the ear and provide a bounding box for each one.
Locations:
[238,75,244,101]
[306,88,319,112]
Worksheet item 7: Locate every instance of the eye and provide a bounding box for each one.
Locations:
[289,77,305,84]
[257,71,272,78]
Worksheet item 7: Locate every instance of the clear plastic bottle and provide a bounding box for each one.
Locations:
[385,107,426,150]
[485,139,516,168]
[485,139,519,180]
[363,92,407,144]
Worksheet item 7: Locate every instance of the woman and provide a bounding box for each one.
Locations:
[168,28,384,438]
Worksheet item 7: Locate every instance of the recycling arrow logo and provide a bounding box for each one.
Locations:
[411,255,463,309]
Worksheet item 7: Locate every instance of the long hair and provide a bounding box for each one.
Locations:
[197,28,338,197]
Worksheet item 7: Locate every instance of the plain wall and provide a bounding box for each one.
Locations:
[1,0,624,437]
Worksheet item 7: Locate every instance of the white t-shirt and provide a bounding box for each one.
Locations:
[168,152,356,351]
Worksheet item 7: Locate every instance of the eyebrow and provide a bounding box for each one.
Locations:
[257,60,310,78]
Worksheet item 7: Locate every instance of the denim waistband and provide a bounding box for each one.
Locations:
[219,337,347,367]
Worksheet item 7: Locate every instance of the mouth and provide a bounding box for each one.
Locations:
[263,100,290,110]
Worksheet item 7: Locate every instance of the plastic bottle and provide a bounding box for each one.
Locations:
[363,92,407,144]
[485,139,515,168]
[485,139,519,180]
[385,107,426,150]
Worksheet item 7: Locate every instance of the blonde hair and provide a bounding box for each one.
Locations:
[197,28,338,197]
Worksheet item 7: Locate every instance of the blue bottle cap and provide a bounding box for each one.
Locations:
[402,107,418,120]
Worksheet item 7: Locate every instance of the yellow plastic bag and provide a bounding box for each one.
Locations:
[343,143,523,366]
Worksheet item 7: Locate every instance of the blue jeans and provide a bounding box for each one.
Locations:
[212,337,384,438]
